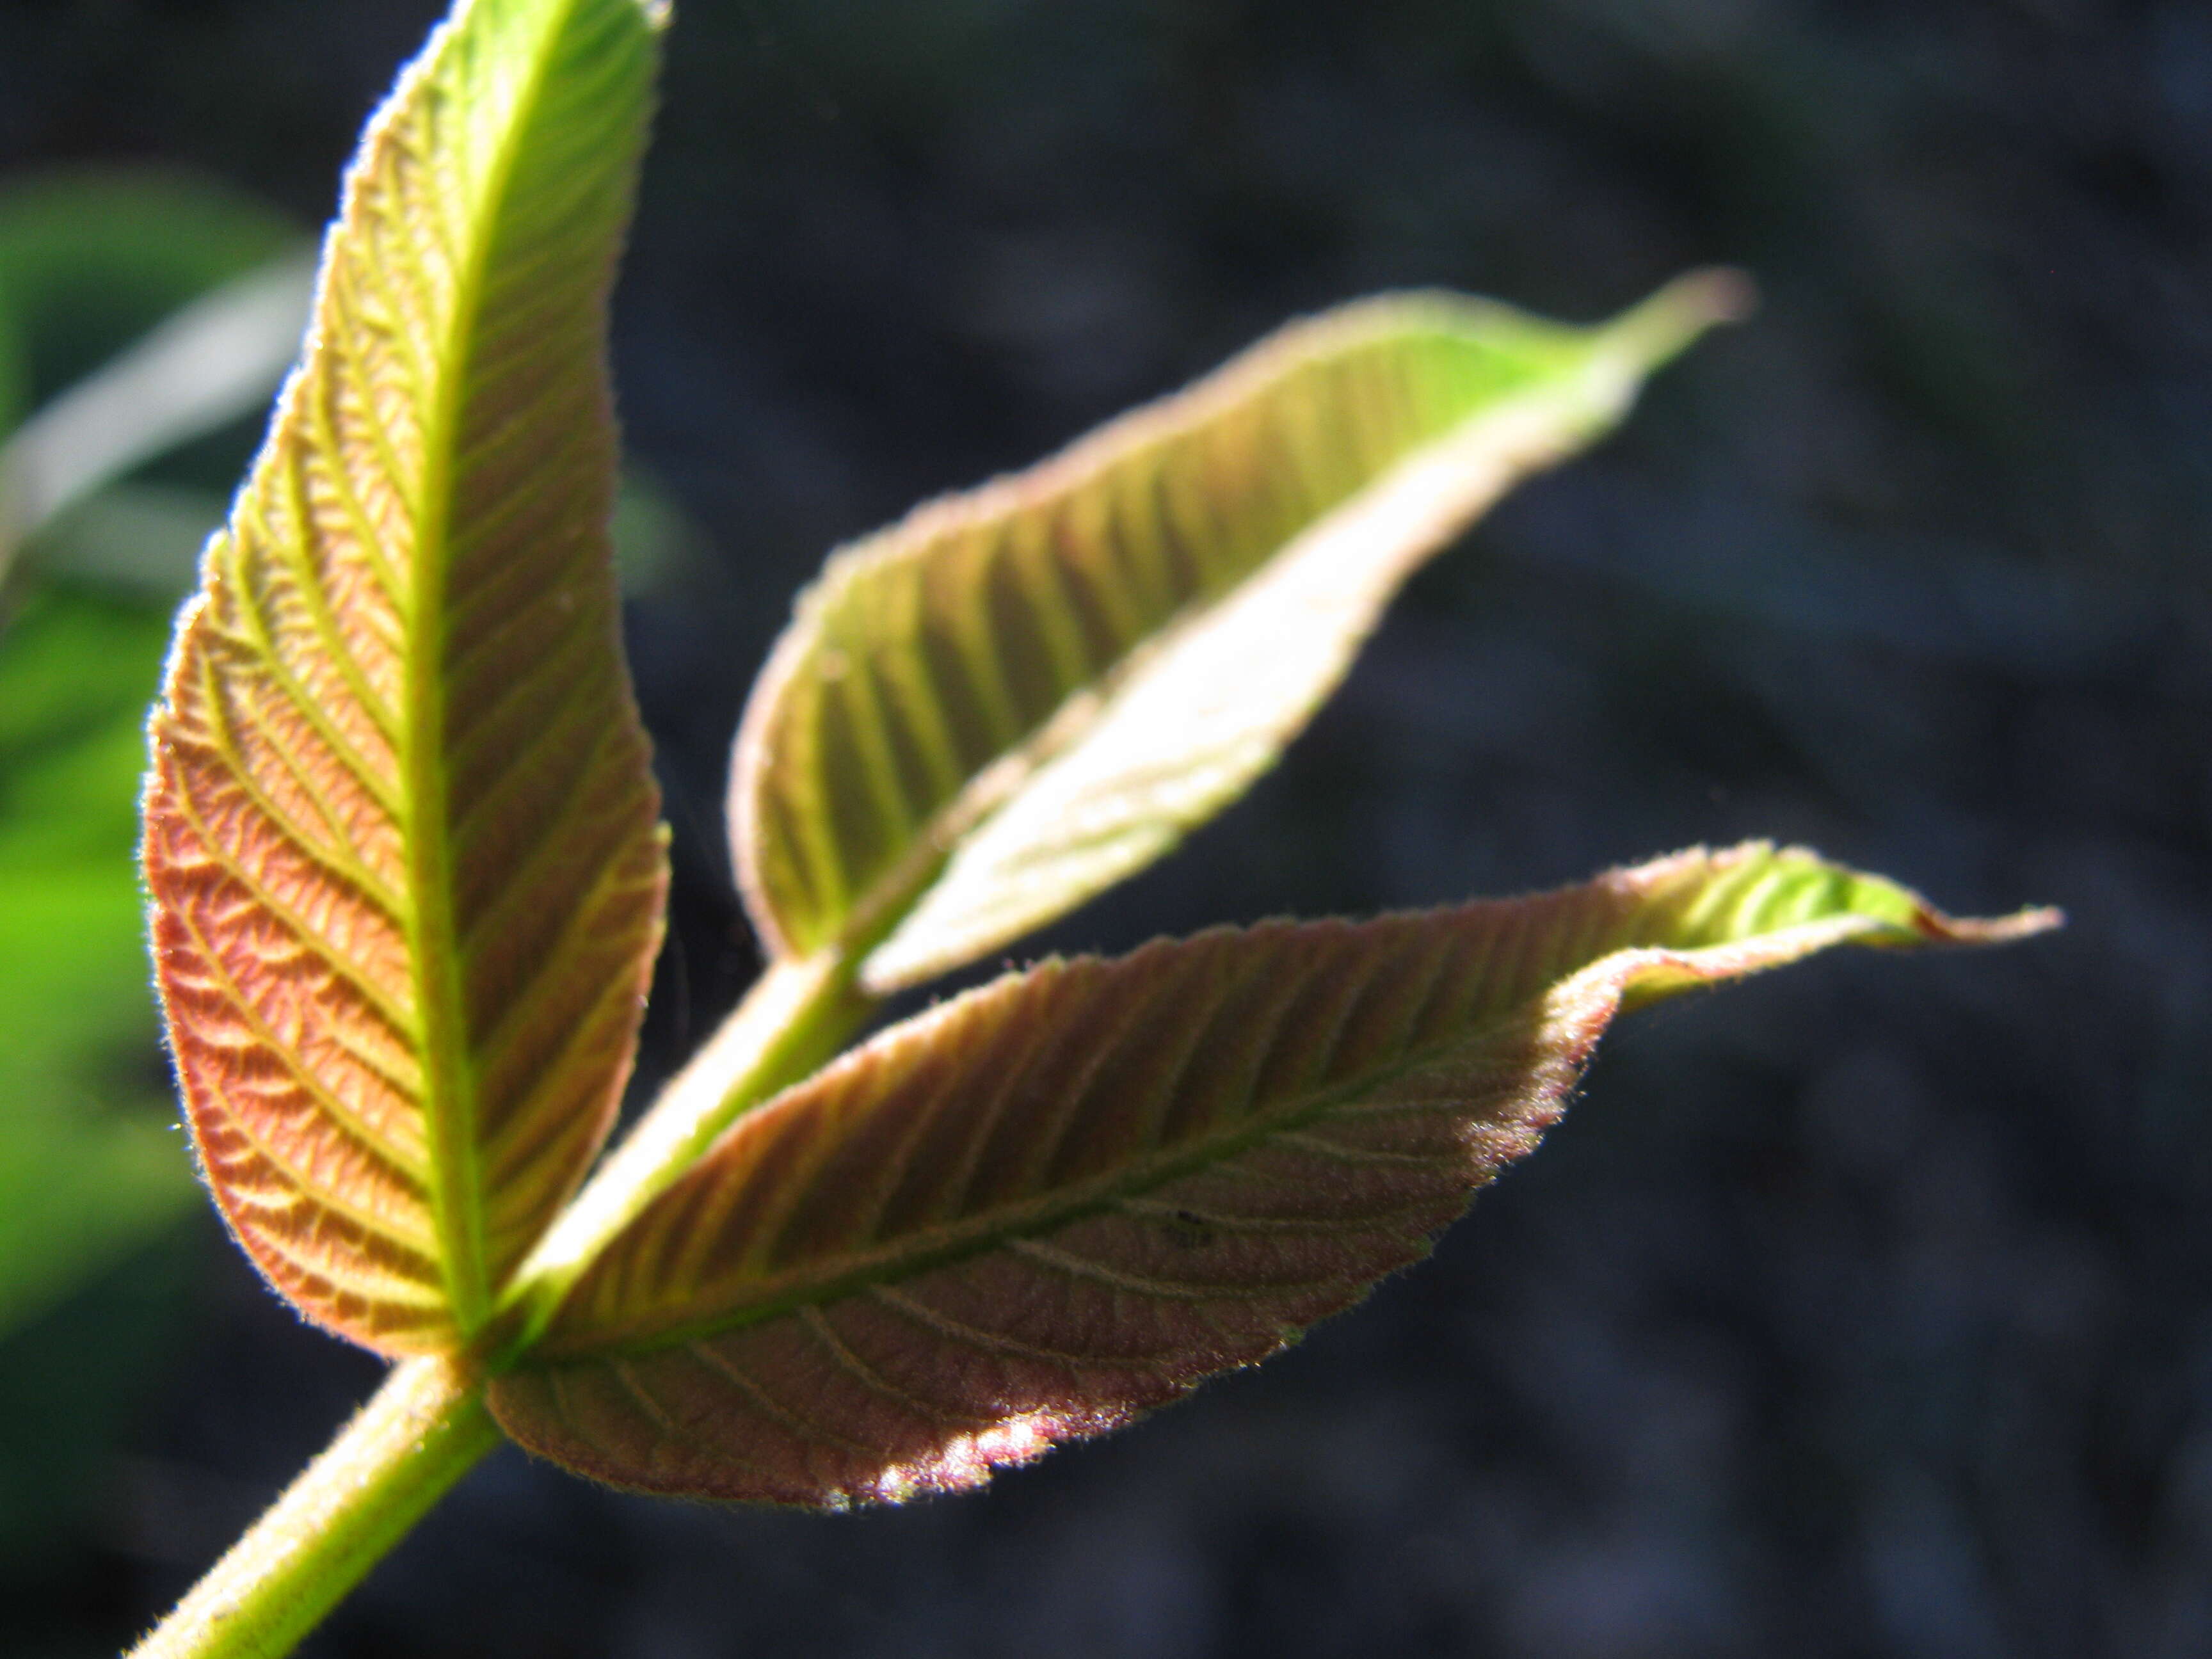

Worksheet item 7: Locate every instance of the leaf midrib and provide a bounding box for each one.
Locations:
[828,344,1618,977]
[406,0,595,1338]
[545,906,1914,1366]
[541,975,1581,1362]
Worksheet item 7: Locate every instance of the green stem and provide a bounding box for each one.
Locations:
[131,949,869,1659]
[127,1358,498,1659]
[492,947,872,1358]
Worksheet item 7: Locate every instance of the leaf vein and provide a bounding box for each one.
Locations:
[800,1306,991,1433]
[1004,1235,1350,1304]
[684,1342,885,1462]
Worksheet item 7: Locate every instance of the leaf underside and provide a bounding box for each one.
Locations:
[141,0,667,1354]
[489,843,2055,1505]
[732,272,1748,992]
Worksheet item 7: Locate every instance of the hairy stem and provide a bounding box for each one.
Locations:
[128,1358,498,1659]
[131,949,869,1658]
[492,948,874,1359]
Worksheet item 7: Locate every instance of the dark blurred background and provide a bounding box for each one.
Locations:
[1,0,2207,1654]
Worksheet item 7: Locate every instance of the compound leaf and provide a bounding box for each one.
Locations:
[733,272,1751,992]
[141,0,668,1354]
[490,844,2055,1503]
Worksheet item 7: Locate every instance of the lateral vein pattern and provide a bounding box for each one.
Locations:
[490,844,2051,1503]
[142,0,667,1353]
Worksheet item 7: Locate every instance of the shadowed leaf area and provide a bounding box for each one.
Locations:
[733,273,1747,991]
[139,0,668,1356]
[490,843,2053,1505]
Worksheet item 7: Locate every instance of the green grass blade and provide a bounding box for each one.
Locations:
[0,252,314,581]
[0,167,299,438]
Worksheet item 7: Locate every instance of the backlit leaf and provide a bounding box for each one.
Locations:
[733,272,1751,991]
[141,0,669,1354]
[490,844,2055,1503]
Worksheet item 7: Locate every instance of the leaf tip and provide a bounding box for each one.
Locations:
[1911,902,2065,947]
[1608,266,1759,370]
[1684,266,1759,326]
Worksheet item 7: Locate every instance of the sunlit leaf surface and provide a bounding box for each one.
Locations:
[733,273,1749,991]
[141,0,668,1354]
[491,844,2055,1503]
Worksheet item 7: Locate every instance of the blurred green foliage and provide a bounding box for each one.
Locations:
[0,591,203,1573]
[0,588,192,1335]
[0,168,312,1571]
[0,169,294,436]
[0,165,312,1332]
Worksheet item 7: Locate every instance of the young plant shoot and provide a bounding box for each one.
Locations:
[130,0,2056,1653]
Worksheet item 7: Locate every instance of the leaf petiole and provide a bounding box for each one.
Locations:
[132,945,871,1658]
[126,1358,497,1659]
[488,947,876,1363]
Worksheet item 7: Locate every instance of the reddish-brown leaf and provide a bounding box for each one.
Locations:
[490,844,2053,1503]
[140,0,668,1352]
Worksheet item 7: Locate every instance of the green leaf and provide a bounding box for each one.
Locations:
[141,0,669,1356]
[732,272,1752,992]
[0,589,198,1341]
[488,843,2056,1504]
